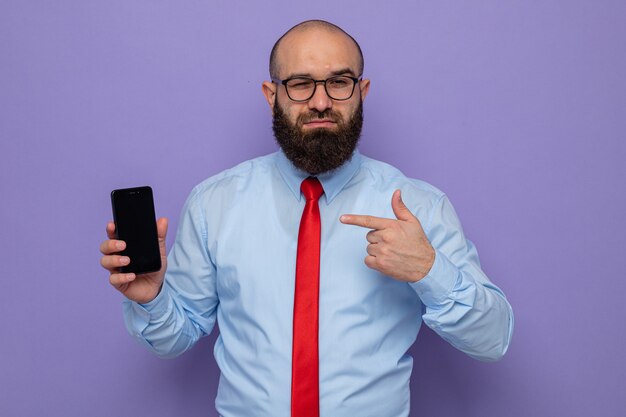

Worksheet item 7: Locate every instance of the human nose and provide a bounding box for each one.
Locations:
[307,81,333,112]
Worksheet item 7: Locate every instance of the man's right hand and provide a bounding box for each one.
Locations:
[99,218,169,304]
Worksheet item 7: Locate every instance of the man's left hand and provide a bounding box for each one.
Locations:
[340,190,435,283]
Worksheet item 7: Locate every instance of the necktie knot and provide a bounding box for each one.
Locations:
[301,177,324,202]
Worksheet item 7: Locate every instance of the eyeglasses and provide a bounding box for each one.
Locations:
[272,75,361,102]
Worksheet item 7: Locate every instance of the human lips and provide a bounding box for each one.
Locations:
[302,119,337,129]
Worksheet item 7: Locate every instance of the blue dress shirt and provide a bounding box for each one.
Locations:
[123,150,514,417]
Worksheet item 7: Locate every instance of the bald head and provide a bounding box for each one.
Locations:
[269,20,364,80]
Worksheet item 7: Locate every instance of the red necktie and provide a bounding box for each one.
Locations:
[292,177,324,417]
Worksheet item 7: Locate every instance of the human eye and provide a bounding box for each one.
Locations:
[287,78,314,89]
[328,77,351,88]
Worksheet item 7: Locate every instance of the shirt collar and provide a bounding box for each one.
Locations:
[275,149,362,204]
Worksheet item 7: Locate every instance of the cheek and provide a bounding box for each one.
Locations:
[286,105,308,125]
[335,103,357,122]
[276,96,303,125]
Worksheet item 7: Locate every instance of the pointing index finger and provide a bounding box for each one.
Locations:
[340,214,395,230]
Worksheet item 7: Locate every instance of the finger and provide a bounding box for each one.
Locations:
[100,254,131,271]
[366,230,381,244]
[364,255,378,270]
[340,214,395,230]
[156,217,168,240]
[156,217,168,256]
[106,221,116,239]
[99,239,126,255]
[391,190,417,222]
[109,272,136,288]
[366,243,380,257]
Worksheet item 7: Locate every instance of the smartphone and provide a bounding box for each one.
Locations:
[110,186,161,274]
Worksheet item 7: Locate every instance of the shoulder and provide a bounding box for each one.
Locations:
[186,153,277,201]
[358,154,445,201]
[351,154,448,225]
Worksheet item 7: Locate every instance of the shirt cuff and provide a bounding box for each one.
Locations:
[410,249,459,307]
[122,284,172,340]
[138,283,171,317]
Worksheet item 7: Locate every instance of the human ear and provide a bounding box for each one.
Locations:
[359,79,371,102]
[262,81,277,112]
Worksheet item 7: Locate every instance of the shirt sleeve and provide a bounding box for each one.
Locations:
[410,194,514,361]
[122,188,219,358]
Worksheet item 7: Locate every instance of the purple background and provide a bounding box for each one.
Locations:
[1,1,625,416]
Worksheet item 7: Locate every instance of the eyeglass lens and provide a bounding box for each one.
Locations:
[285,77,356,101]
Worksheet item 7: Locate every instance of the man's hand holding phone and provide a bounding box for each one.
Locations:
[99,218,168,304]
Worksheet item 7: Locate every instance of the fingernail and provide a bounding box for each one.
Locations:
[120,257,130,265]
[116,241,125,250]
[340,215,347,222]
[126,273,135,281]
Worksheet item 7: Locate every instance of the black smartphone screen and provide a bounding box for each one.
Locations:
[110,186,161,274]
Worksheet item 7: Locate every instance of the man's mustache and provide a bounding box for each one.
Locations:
[298,110,342,124]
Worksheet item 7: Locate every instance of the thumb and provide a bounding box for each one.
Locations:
[391,190,416,222]
[156,217,168,250]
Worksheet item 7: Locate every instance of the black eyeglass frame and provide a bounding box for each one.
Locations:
[271,75,362,102]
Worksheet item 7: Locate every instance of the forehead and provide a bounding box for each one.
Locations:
[276,28,361,78]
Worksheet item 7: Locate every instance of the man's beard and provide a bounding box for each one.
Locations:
[272,98,363,176]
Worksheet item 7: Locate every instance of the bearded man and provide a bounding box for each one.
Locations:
[100,19,513,417]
